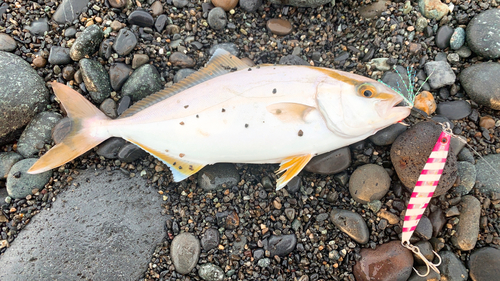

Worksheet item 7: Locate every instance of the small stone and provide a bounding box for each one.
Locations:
[424,61,456,89]
[263,234,297,257]
[132,54,149,69]
[284,208,295,221]
[460,62,500,110]
[109,0,127,8]
[451,195,480,251]
[0,152,23,179]
[330,209,369,244]
[415,216,433,240]
[109,63,132,91]
[201,228,219,251]
[110,20,123,31]
[117,143,147,163]
[198,164,240,191]
[64,27,77,38]
[225,210,239,229]
[79,58,112,103]
[150,1,163,16]
[304,147,351,175]
[173,0,189,8]
[26,18,49,36]
[369,58,391,71]
[479,115,495,129]
[475,155,500,194]
[435,25,454,49]
[268,0,331,7]
[198,263,224,281]
[466,9,500,59]
[48,47,72,65]
[445,206,460,217]
[257,258,270,267]
[113,28,137,56]
[266,19,293,36]
[240,0,262,12]
[0,33,17,52]
[169,52,195,68]
[33,56,47,68]
[121,64,162,101]
[359,1,388,19]
[212,0,238,11]
[6,159,52,199]
[69,25,104,61]
[436,101,471,120]
[428,209,446,237]
[415,17,428,32]
[97,138,127,159]
[438,251,468,281]
[454,161,476,195]
[456,46,472,58]
[447,53,460,64]
[279,55,309,65]
[155,14,168,32]
[128,9,154,27]
[53,0,89,23]
[349,164,390,204]
[414,91,436,115]
[413,241,434,265]
[450,27,465,50]
[469,247,500,281]
[377,209,400,225]
[99,39,113,60]
[100,98,118,119]
[207,7,227,30]
[418,0,449,20]
[369,123,407,146]
[171,232,201,274]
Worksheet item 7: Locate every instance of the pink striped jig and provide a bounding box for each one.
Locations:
[401,124,452,277]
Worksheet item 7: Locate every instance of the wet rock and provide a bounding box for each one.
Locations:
[0,52,48,145]
[435,101,471,120]
[469,247,500,281]
[201,228,219,251]
[279,55,309,65]
[438,251,468,281]
[174,68,196,83]
[169,52,195,68]
[64,27,77,37]
[466,9,500,59]
[53,0,89,23]
[99,98,117,119]
[0,170,165,280]
[17,112,62,158]
[198,263,224,281]
[207,7,227,30]
[150,1,163,16]
[48,46,72,65]
[155,14,168,32]
[209,43,239,57]
[368,58,391,71]
[413,241,434,265]
[263,234,297,257]
[418,0,448,20]
[6,159,52,199]
[173,0,189,8]
[450,27,465,50]
[286,176,301,193]
[132,54,149,69]
[359,0,388,19]
[456,45,472,58]
[424,61,456,89]
[451,195,480,251]
[0,152,23,179]
[117,96,131,116]
[113,28,137,56]
[378,209,400,225]
[267,19,293,36]
[269,0,331,7]
[212,0,238,11]
[428,209,446,237]
[26,18,49,36]
[0,33,16,52]
[128,9,154,27]
[407,266,440,281]
[304,147,351,175]
[414,91,436,115]
[415,215,432,240]
[33,56,47,68]
[109,0,127,8]
[479,115,495,129]
[240,0,262,12]
[117,143,147,163]
[454,161,476,195]
[391,121,457,196]
[121,64,162,101]
[99,39,113,60]
[80,58,112,103]
[460,62,500,110]
[353,241,413,281]
[435,25,453,49]
[198,164,240,191]
[369,123,407,146]
[69,25,104,61]
[171,232,201,274]
[97,138,127,159]
[349,164,390,204]
[330,209,369,244]
[109,63,132,91]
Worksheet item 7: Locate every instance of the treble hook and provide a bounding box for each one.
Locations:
[402,241,441,277]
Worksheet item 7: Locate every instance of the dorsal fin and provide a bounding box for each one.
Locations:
[119,49,249,118]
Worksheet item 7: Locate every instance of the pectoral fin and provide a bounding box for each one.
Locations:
[275,154,313,190]
[127,140,205,182]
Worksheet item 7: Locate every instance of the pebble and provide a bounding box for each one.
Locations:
[62,66,76,81]
[359,0,388,19]
[415,16,428,32]
[263,234,297,257]
[240,0,262,12]
[53,0,89,23]
[454,161,476,195]
[418,0,449,20]
[304,147,350,175]
[366,200,382,213]
[466,9,500,59]
[435,100,472,120]
[0,152,23,179]
[198,263,224,281]
[79,59,112,103]
[26,18,49,36]
[171,232,201,274]
[460,62,500,110]
[201,228,219,251]
[479,116,495,129]
[173,0,189,8]
[438,251,468,281]
[174,69,196,83]
[117,143,147,163]
[97,138,126,159]
[390,121,457,197]
[128,9,154,27]
[377,209,400,225]
[48,46,72,65]
[286,176,301,193]
[266,19,293,36]
[109,63,132,91]
[150,1,163,16]
[469,247,500,281]
[109,0,127,8]
[451,195,480,251]
[121,64,162,101]
[330,209,369,244]
[456,45,472,58]
[132,54,149,69]
[349,164,390,204]
[198,164,240,191]
[17,112,62,158]
[279,55,309,65]
[268,0,331,7]
[380,65,411,98]
[6,159,52,199]
[32,56,47,68]
[113,28,137,56]
[413,91,436,115]
[0,52,48,144]
[257,258,270,267]
[209,43,240,57]
[69,25,104,61]
[429,209,446,237]
[212,0,238,11]
[435,25,454,49]
[450,27,465,50]
[64,27,77,38]
[99,99,118,119]
[207,8,227,30]
[424,61,456,89]
[369,123,407,146]
[154,14,168,33]
[169,52,195,68]
[368,57,391,71]
[0,170,165,280]
[0,33,16,51]
[407,266,440,281]
[447,53,460,64]
[446,206,460,217]
[353,241,413,281]
[99,39,113,60]
[413,241,434,265]
[415,215,433,240]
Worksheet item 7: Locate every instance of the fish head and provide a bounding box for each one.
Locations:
[315,69,411,138]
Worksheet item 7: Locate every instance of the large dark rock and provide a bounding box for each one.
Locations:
[466,9,500,59]
[460,62,500,110]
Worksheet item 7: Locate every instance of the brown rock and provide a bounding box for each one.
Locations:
[225,210,240,229]
[414,91,436,115]
[479,115,495,129]
[212,0,238,11]
[150,1,163,16]
[33,56,47,68]
[409,42,422,54]
[169,52,195,68]
[266,18,293,36]
[378,209,400,225]
[354,241,413,281]
[132,54,149,69]
[109,0,127,8]
[451,195,480,251]
[0,33,17,52]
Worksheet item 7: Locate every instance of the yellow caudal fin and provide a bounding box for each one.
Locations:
[275,154,313,190]
[28,82,111,174]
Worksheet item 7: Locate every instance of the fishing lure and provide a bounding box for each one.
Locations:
[401,123,452,276]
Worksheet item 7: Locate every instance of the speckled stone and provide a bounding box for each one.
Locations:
[466,9,500,59]
[16,112,62,158]
[198,164,240,191]
[121,64,162,101]
[418,0,449,20]
[127,9,154,27]
[0,152,23,179]
[171,233,201,274]
[451,195,480,251]
[460,62,500,110]
[69,25,104,61]
[198,263,224,281]
[212,0,238,11]
[330,209,369,244]
[113,28,137,56]
[207,8,227,30]
[79,58,112,103]
[435,100,472,120]
[450,27,465,50]
[454,161,476,195]
[6,159,52,199]
[263,234,297,257]
[349,164,390,204]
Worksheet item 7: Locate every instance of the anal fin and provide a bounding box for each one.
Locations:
[127,140,205,182]
[275,154,313,190]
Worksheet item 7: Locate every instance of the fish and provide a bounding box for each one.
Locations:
[28,49,411,189]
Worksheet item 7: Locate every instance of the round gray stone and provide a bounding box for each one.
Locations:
[451,195,480,251]
[454,161,476,195]
[113,28,137,56]
[469,247,500,281]
[198,164,240,191]
[69,25,104,61]
[198,263,224,281]
[330,208,369,244]
[16,111,62,158]
[53,0,90,24]
[369,123,407,146]
[435,25,453,49]
[207,7,227,30]
[438,251,468,281]
[209,43,239,57]
[6,159,52,199]
[475,154,500,193]
[424,60,456,89]
[304,147,351,175]
[171,232,201,274]
[0,152,23,179]
[263,234,297,256]
[48,46,72,65]
[349,164,390,204]
[466,9,500,59]
[79,58,112,103]
[240,0,262,12]
[460,62,500,110]
[121,64,162,101]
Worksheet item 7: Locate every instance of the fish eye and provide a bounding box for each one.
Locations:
[358,84,377,98]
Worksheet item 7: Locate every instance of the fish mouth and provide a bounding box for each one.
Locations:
[377,94,412,122]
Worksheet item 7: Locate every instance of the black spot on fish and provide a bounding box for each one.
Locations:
[248,68,252,71]
[173,162,177,166]
[230,67,237,72]
[179,166,182,169]
[245,124,249,128]
[272,88,277,94]
[189,165,193,171]
[222,108,225,112]
[298,130,303,137]
[196,115,199,118]
[184,105,189,108]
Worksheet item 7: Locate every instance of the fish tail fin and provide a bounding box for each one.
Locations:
[28,82,112,174]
